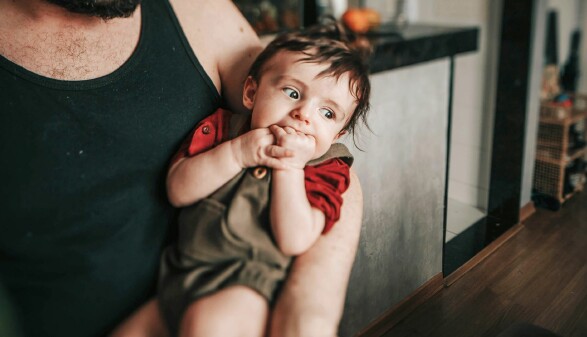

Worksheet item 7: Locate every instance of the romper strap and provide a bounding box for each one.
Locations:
[308,143,353,167]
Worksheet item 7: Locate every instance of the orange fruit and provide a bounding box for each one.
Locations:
[342,8,370,33]
[342,8,381,33]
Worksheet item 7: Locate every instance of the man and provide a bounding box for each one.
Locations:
[0,1,363,336]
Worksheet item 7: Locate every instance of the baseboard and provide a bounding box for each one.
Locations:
[356,273,444,337]
[519,201,536,223]
[443,222,523,287]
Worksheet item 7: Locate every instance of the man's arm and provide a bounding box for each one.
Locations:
[170,0,263,113]
[269,170,363,337]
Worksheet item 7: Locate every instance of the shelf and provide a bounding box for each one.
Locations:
[539,110,587,125]
[536,139,563,148]
[568,147,587,161]
[533,94,587,208]
[535,155,564,165]
[539,95,587,125]
[535,147,586,165]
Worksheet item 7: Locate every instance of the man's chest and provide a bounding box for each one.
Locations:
[0,16,140,80]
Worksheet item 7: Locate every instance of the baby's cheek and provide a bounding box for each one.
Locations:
[307,138,317,151]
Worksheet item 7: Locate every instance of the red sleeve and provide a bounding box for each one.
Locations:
[169,109,232,166]
[304,158,351,234]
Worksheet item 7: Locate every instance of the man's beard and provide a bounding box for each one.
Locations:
[46,0,141,20]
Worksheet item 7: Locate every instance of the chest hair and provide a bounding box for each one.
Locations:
[0,17,140,80]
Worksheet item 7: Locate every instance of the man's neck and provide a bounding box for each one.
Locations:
[0,0,141,81]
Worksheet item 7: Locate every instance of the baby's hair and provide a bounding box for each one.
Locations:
[248,18,371,138]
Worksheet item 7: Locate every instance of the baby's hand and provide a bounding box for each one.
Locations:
[230,128,292,169]
[269,125,315,170]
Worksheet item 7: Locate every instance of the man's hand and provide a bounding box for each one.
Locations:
[230,128,293,169]
[269,125,316,170]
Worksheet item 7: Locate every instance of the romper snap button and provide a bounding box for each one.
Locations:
[253,167,267,179]
[201,125,211,134]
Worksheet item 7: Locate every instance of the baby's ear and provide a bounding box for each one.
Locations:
[243,76,257,110]
[335,130,347,140]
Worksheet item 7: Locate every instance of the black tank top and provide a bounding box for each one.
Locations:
[0,1,220,336]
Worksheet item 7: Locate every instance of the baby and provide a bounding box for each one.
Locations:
[158,21,369,337]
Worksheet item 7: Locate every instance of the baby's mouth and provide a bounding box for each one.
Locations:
[279,124,307,134]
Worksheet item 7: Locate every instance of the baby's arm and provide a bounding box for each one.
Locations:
[167,127,291,207]
[269,126,325,256]
[271,169,326,256]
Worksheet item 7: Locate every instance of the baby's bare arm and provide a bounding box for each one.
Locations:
[269,170,363,337]
[167,128,292,207]
[166,140,242,207]
[269,125,322,256]
[270,168,325,256]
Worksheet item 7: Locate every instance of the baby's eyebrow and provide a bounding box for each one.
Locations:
[274,75,307,90]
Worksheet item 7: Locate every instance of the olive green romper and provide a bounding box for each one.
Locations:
[157,143,353,333]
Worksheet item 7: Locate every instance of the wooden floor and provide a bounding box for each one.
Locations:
[381,191,587,337]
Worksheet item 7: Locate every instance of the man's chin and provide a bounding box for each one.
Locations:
[45,0,141,20]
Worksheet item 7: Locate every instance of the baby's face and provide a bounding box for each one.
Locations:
[244,51,357,159]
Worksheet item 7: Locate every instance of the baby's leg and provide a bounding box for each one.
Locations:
[179,285,269,337]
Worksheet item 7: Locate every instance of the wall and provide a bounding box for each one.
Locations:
[548,0,582,66]
[339,60,448,336]
[415,0,498,213]
[545,0,584,92]
[521,0,546,209]
[366,0,498,214]
[581,1,587,92]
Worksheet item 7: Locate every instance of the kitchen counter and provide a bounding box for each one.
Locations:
[260,24,479,73]
[367,24,479,73]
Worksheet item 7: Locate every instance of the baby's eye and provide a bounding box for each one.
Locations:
[320,108,335,120]
[282,87,299,100]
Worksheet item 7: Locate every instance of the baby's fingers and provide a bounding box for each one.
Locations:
[265,145,293,158]
[269,125,286,137]
[283,126,297,135]
[261,157,288,170]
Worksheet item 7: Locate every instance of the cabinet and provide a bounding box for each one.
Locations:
[533,95,587,210]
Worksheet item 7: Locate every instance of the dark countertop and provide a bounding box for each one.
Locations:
[366,24,479,74]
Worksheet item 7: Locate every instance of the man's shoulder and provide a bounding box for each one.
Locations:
[169,0,263,113]
[168,0,261,58]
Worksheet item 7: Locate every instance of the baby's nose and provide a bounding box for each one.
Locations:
[291,106,311,125]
